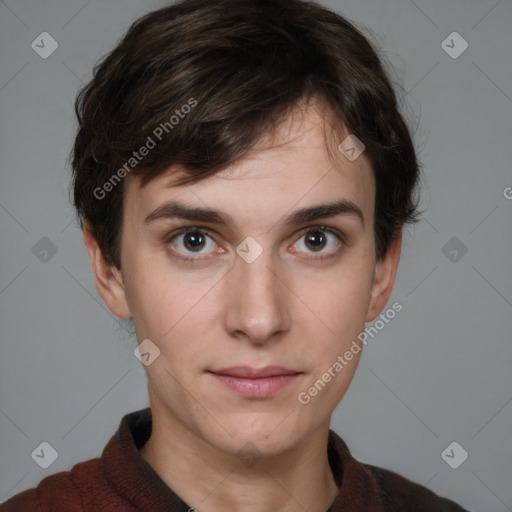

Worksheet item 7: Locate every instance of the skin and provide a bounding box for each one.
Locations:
[83,101,401,512]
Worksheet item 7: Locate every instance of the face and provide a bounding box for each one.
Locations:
[85,102,400,460]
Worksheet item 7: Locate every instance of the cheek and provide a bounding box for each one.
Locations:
[125,257,219,339]
[295,272,370,409]
[296,262,373,341]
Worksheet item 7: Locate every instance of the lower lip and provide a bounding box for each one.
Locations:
[208,372,300,398]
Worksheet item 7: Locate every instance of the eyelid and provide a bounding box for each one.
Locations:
[163,225,217,242]
[296,224,348,243]
[164,226,222,260]
[291,225,346,259]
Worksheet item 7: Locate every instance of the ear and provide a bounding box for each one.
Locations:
[366,230,402,322]
[82,220,132,319]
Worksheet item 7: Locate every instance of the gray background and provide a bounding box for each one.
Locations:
[0,0,511,510]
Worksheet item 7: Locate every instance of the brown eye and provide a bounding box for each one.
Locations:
[183,231,206,252]
[304,230,327,252]
[167,228,218,259]
[292,226,343,258]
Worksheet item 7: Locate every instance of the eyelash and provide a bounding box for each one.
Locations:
[164,225,347,263]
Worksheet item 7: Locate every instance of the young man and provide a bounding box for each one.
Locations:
[1,0,469,510]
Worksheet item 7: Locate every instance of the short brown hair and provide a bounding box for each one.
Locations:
[69,0,422,269]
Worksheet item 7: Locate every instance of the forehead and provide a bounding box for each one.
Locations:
[123,103,375,232]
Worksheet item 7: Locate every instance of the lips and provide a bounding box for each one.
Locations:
[209,366,300,378]
[207,366,302,398]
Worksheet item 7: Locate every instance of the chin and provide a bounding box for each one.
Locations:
[206,411,307,456]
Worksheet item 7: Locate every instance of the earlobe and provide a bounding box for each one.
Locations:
[366,231,402,322]
[82,220,132,319]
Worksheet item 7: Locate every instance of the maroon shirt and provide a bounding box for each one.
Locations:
[1,407,468,511]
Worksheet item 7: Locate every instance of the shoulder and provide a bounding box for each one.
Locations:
[0,487,41,512]
[328,429,469,511]
[362,462,469,511]
[0,457,101,512]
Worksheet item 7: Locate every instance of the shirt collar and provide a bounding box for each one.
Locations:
[102,407,384,511]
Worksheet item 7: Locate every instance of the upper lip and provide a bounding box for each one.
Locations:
[209,366,301,378]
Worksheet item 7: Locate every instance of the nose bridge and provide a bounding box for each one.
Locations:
[224,240,287,342]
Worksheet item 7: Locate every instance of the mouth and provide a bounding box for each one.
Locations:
[207,366,302,398]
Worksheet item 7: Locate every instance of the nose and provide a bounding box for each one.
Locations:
[224,244,290,344]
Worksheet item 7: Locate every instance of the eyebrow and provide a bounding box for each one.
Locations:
[144,199,364,229]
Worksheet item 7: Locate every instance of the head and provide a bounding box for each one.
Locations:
[71,0,421,460]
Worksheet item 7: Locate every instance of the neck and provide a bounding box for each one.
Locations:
[140,407,339,512]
